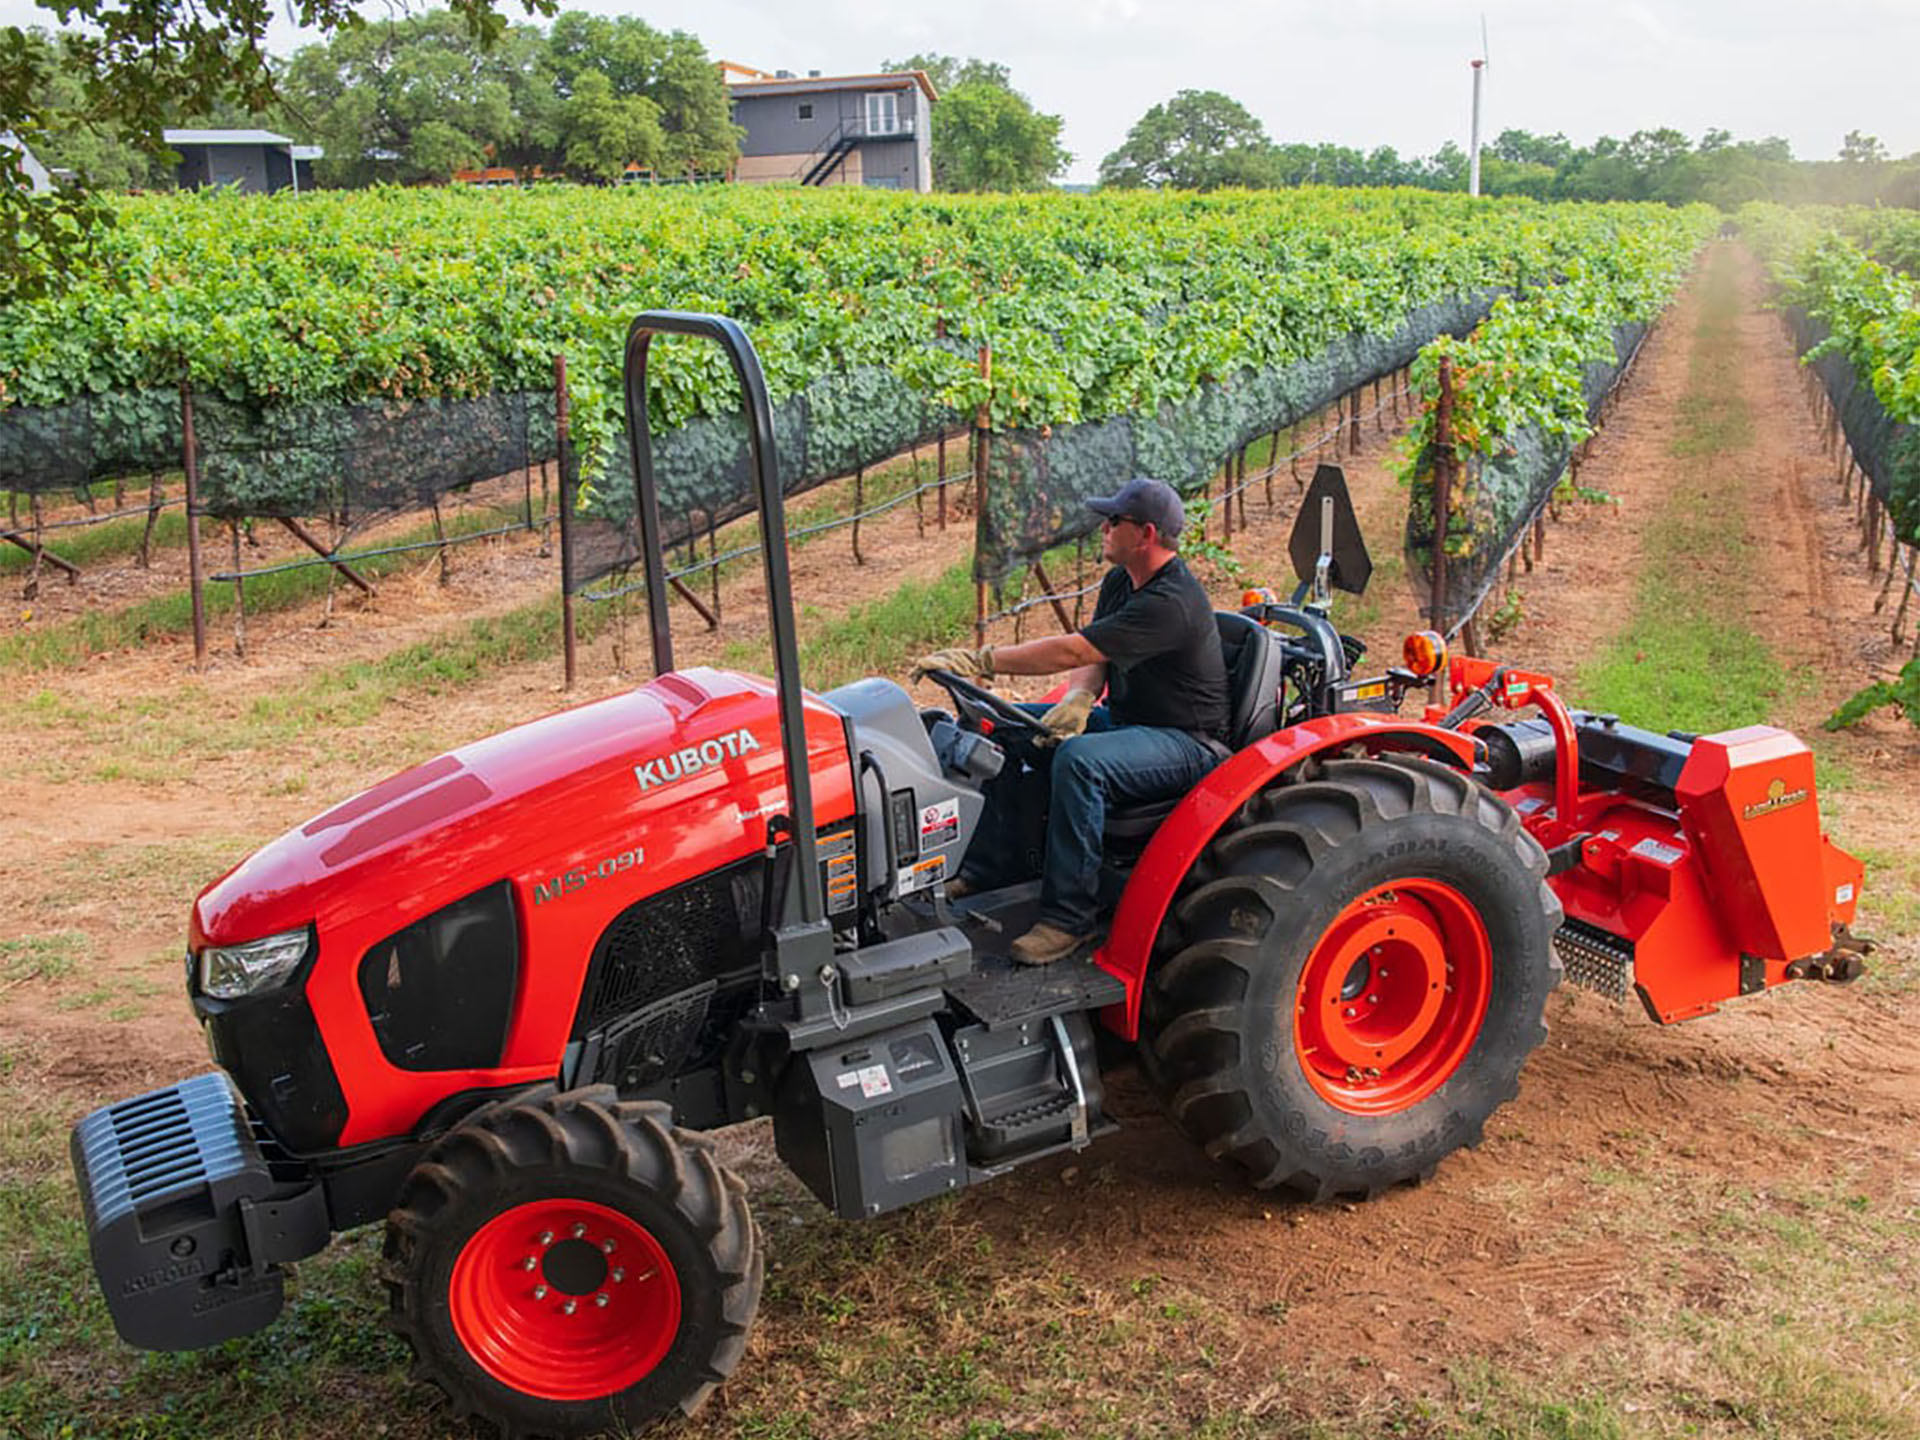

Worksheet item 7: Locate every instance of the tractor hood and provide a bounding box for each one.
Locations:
[191,667,856,951]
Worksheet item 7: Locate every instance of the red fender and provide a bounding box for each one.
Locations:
[1092,714,1477,1039]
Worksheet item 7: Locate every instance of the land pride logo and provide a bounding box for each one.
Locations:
[634,726,762,791]
[1743,776,1809,821]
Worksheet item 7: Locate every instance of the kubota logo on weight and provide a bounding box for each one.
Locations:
[634,727,763,790]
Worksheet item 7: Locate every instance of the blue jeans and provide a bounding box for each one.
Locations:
[961,706,1221,933]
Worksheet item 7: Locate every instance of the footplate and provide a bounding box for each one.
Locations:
[70,1072,329,1350]
[1554,918,1636,1003]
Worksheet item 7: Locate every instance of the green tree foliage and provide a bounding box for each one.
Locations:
[1098,90,1275,190]
[548,13,737,175]
[881,52,1066,191]
[281,12,550,186]
[0,0,553,302]
[559,70,664,181]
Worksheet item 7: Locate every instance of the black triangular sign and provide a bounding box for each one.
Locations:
[1288,464,1372,596]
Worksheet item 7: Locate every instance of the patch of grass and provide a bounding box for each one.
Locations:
[0,508,192,576]
[797,562,977,690]
[0,504,539,673]
[0,932,89,982]
[1578,245,1794,733]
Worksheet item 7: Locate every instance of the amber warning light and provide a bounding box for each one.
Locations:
[1403,630,1447,678]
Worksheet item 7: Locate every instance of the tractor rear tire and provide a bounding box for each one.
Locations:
[1142,757,1562,1201]
[383,1087,761,1439]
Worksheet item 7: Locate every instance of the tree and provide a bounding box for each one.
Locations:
[880,53,1066,192]
[559,68,663,180]
[547,13,737,175]
[1840,129,1889,165]
[2,0,556,299]
[882,53,1010,95]
[1099,90,1274,190]
[280,12,544,185]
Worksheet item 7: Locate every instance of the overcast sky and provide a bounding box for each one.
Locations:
[8,0,1917,183]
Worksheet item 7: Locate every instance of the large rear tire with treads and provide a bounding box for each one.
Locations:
[384,1087,760,1438]
[1141,756,1562,1201]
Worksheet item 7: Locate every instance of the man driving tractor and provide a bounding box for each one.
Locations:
[912,477,1230,966]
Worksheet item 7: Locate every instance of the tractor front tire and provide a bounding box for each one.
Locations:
[1143,757,1561,1201]
[383,1087,761,1439]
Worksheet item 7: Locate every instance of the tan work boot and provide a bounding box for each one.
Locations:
[1009,922,1092,967]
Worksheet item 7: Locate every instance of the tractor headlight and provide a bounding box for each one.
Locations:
[198,928,312,1000]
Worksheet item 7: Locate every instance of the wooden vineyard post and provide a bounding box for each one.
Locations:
[1348,388,1362,453]
[430,494,451,584]
[181,378,208,669]
[278,517,375,595]
[1289,422,1301,484]
[852,465,865,564]
[973,344,991,648]
[1220,457,1231,541]
[555,353,577,691]
[140,471,163,567]
[230,521,246,658]
[937,430,948,531]
[1431,356,1455,637]
[25,489,44,599]
[707,509,720,623]
[1029,560,1074,633]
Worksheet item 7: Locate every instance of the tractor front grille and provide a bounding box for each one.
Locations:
[1554,918,1636,1004]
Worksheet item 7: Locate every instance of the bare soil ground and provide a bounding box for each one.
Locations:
[3,253,1916,1438]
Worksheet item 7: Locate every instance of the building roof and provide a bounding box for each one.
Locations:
[722,69,938,103]
[162,128,295,147]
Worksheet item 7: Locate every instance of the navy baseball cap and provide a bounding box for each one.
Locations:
[1085,476,1185,540]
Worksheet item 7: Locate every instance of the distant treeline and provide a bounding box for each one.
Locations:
[1098,92,1918,209]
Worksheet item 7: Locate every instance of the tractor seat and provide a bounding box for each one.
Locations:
[1103,611,1288,843]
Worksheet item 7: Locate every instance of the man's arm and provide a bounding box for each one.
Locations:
[988,631,1106,680]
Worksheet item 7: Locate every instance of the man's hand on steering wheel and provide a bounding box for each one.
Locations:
[909,645,994,684]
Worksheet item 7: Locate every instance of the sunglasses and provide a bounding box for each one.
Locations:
[1101,514,1145,531]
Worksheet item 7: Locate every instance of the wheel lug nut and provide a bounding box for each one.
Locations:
[612,1267,626,1283]
[601,1239,617,1254]
[1343,1006,1357,1018]
[533,1284,548,1300]
[521,1257,537,1271]
[538,1231,554,1246]
[562,1299,577,1316]
[1367,994,1380,1004]
[571,1223,587,1239]
[595,1293,610,1308]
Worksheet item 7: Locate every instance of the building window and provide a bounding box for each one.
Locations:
[864,92,899,136]
[798,102,813,121]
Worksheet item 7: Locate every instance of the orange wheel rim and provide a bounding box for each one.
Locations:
[1293,879,1493,1114]
[448,1198,681,1401]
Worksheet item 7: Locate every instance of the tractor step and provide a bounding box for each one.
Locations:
[972,1089,1077,1154]
[945,953,1126,1032]
[1555,918,1636,1003]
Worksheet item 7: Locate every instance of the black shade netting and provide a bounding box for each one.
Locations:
[1785,310,1920,546]
[973,292,1500,585]
[1405,321,1648,634]
[0,391,181,494]
[192,391,553,523]
[565,360,963,595]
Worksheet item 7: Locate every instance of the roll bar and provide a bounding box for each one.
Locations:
[622,312,830,948]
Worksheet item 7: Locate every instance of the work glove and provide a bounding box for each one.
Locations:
[910,646,994,684]
[1036,688,1096,747]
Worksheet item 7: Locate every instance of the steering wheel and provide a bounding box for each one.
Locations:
[923,670,1047,735]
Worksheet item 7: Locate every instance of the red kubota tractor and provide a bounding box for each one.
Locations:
[71,315,1871,1437]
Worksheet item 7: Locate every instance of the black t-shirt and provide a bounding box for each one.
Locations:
[1079,557,1229,739]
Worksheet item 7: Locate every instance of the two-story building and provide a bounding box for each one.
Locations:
[722,66,935,192]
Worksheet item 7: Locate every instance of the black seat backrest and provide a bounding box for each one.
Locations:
[1215,610,1288,750]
